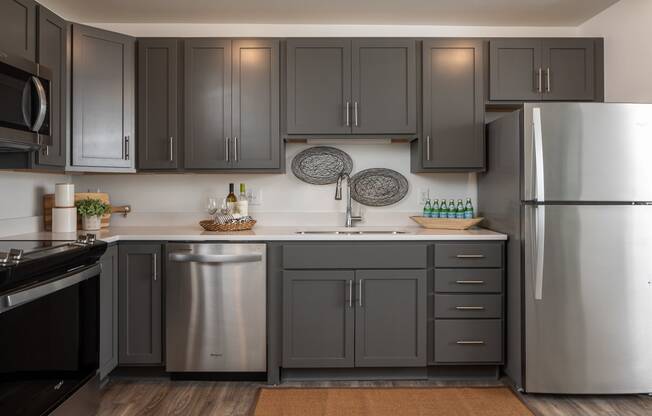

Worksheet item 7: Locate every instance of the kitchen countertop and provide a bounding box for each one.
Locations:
[1,226,507,243]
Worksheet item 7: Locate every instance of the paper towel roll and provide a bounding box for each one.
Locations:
[52,207,77,233]
[55,183,75,207]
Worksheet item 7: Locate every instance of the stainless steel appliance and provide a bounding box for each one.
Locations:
[166,243,267,373]
[0,51,51,151]
[479,102,652,394]
[0,235,106,415]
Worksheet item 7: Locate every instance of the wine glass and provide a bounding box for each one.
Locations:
[206,197,218,217]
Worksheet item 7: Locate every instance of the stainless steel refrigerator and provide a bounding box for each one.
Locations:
[479,102,652,394]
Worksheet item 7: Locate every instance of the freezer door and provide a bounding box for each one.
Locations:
[524,204,652,393]
[523,103,652,202]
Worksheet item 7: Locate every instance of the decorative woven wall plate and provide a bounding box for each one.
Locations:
[291,146,353,185]
[350,168,409,207]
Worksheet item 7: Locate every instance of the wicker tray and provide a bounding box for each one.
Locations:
[410,216,483,230]
[199,219,257,232]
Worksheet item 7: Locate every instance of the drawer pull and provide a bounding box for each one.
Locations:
[455,254,485,259]
[455,306,485,310]
[456,340,485,345]
[455,280,485,285]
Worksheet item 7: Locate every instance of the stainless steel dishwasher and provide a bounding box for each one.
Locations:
[166,243,266,373]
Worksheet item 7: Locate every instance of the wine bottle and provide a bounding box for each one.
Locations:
[237,183,249,216]
[226,183,237,214]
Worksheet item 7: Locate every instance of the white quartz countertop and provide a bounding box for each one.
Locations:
[1,226,507,243]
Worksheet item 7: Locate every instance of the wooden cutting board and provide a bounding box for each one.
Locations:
[43,192,111,231]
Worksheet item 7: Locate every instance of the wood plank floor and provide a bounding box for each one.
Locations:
[99,378,652,416]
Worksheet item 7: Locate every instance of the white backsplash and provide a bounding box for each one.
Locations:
[72,143,477,227]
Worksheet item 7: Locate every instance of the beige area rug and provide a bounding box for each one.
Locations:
[253,387,534,416]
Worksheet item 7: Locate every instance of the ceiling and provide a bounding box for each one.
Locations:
[40,0,619,26]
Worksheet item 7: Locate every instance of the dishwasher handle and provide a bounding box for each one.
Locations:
[168,252,263,264]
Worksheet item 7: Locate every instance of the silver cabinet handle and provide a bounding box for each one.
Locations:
[234,136,238,162]
[426,135,431,161]
[124,136,130,160]
[348,280,353,308]
[354,101,359,127]
[169,252,262,264]
[358,279,363,307]
[456,340,485,345]
[455,280,485,285]
[225,137,230,162]
[345,101,350,127]
[30,76,48,132]
[153,253,157,281]
[455,306,485,310]
[545,67,551,93]
[456,254,485,259]
[537,68,543,93]
[1,265,100,314]
[169,137,174,162]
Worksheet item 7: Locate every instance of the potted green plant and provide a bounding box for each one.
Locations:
[75,198,111,231]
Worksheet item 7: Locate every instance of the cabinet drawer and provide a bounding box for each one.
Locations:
[283,244,428,269]
[435,269,503,293]
[434,243,502,268]
[434,294,502,319]
[434,320,502,363]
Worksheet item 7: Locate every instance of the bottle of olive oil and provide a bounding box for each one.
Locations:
[226,183,238,214]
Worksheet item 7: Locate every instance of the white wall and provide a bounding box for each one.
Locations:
[0,172,70,236]
[579,0,652,103]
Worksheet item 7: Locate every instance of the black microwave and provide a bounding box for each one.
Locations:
[0,51,51,151]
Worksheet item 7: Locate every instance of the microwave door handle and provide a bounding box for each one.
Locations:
[168,252,263,264]
[30,76,47,132]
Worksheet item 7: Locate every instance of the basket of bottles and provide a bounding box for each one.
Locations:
[411,198,483,230]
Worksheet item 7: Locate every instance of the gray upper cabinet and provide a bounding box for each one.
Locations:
[420,39,484,171]
[72,24,135,169]
[490,38,597,102]
[118,244,162,365]
[351,39,416,134]
[99,245,119,379]
[355,270,427,367]
[184,39,231,169]
[286,39,351,135]
[138,39,179,170]
[0,0,36,61]
[282,270,355,368]
[231,39,281,169]
[541,39,595,101]
[35,6,68,168]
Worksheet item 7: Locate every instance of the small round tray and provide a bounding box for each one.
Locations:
[291,146,353,185]
[199,219,256,232]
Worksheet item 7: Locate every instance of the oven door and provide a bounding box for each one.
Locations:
[0,265,99,416]
[0,53,51,151]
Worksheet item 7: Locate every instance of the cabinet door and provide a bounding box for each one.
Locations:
[489,39,542,101]
[282,270,355,368]
[351,39,416,134]
[99,245,118,379]
[184,39,231,169]
[35,6,67,167]
[286,39,351,135]
[542,39,595,101]
[0,0,36,61]
[138,39,179,169]
[231,39,280,169]
[355,270,427,367]
[422,40,484,169]
[72,24,135,169]
[118,244,162,365]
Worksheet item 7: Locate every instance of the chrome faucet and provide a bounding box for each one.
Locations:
[335,173,363,227]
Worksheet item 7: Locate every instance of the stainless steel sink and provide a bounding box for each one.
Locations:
[296,230,408,235]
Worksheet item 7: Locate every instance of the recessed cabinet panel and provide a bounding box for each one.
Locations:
[99,245,118,379]
[542,39,595,101]
[0,0,36,61]
[184,39,231,169]
[489,39,542,101]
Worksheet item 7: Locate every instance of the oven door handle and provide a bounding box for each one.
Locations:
[0,264,100,314]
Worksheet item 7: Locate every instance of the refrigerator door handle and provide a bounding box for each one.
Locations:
[532,107,545,202]
[534,205,546,300]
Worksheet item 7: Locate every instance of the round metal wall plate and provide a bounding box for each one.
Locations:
[350,168,409,207]
[291,146,353,185]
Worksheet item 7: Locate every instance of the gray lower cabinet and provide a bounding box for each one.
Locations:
[282,271,355,368]
[0,0,36,61]
[99,245,119,379]
[355,270,427,367]
[72,24,135,170]
[138,38,179,170]
[415,39,484,171]
[34,5,67,168]
[118,244,162,365]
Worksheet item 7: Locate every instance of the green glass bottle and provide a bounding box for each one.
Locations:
[432,199,440,219]
[448,199,456,219]
[464,198,474,219]
[440,199,448,218]
[456,199,465,219]
[423,199,432,218]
